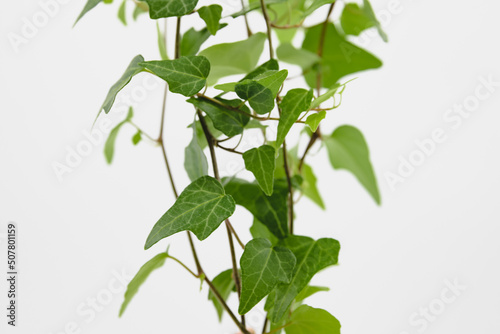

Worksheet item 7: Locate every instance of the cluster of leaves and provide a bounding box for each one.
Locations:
[76,0,387,333]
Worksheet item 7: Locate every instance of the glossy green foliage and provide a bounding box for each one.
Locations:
[197,5,222,35]
[276,89,314,148]
[324,125,381,204]
[243,145,276,196]
[239,238,296,314]
[184,124,208,181]
[144,0,198,19]
[145,176,235,248]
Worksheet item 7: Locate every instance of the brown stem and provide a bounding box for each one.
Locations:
[282,139,295,234]
[298,130,320,172]
[259,0,274,59]
[240,0,253,37]
[175,17,181,59]
[261,316,269,334]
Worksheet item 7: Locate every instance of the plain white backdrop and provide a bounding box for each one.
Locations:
[1,0,499,333]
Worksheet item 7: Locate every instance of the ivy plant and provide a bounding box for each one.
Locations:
[76,0,387,332]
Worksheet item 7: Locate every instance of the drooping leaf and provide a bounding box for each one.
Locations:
[324,125,380,204]
[224,178,289,239]
[119,252,169,316]
[235,80,275,115]
[104,108,134,164]
[243,145,276,196]
[239,238,296,314]
[303,23,382,88]
[276,89,314,148]
[156,21,168,60]
[143,0,198,19]
[294,285,330,303]
[285,305,341,334]
[208,269,236,321]
[250,219,278,246]
[132,130,142,145]
[180,25,228,56]
[118,0,127,25]
[74,0,103,26]
[267,235,340,322]
[305,111,326,132]
[184,124,208,181]
[141,56,210,96]
[197,5,222,35]
[301,163,325,210]
[187,97,250,137]
[276,43,320,71]
[100,55,145,115]
[341,0,388,42]
[199,33,267,85]
[145,176,235,248]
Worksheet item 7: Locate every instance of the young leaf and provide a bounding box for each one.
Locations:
[145,176,235,248]
[208,269,236,321]
[187,97,250,137]
[302,23,382,88]
[118,0,127,25]
[243,59,279,80]
[305,111,326,132]
[243,145,276,196]
[100,55,145,115]
[253,70,288,97]
[119,252,168,316]
[74,0,103,26]
[132,130,142,145]
[301,163,325,210]
[104,108,134,164]
[180,24,227,56]
[224,178,289,239]
[141,56,210,97]
[156,22,168,60]
[199,33,267,85]
[267,235,340,322]
[324,125,381,204]
[143,0,198,19]
[197,5,222,35]
[250,219,278,246]
[184,124,208,181]
[285,305,341,334]
[239,238,296,314]
[276,89,314,148]
[276,43,320,71]
[294,285,330,304]
[309,84,341,110]
[235,80,275,115]
[341,0,388,42]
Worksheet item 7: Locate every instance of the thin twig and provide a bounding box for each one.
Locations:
[167,255,199,278]
[316,2,335,95]
[298,130,320,172]
[240,0,253,37]
[282,139,295,234]
[259,0,274,59]
[127,121,157,142]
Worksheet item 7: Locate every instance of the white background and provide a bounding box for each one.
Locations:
[1,0,499,333]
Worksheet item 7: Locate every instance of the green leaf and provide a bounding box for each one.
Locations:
[100,55,145,115]
[104,108,133,164]
[156,22,168,60]
[267,235,340,322]
[276,89,314,148]
[276,43,320,70]
[133,1,149,20]
[197,5,222,35]
[324,125,380,204]
[193,116,223,149]
[285,305,341,334]
[250,219,278,245]
[224,178,289,239]
[74,0,103,26]
[245,119,268,130]
[305,111,326,132]
[302,23,382,88]
[341,0,388,42]
[141,56,210,97]
[180,24,228,57]
[235,80,275,115]
[295,285,330,303]
[301,163,325,210]
[145,176,235,248]
[119,252,168,317]
[302,0,334,17]
[243,59,279,80]
[310,84,341,110]
[208,269,236,321]
[118,0,127,25]
[184,124,208,182]
[199,33,267,85]
[243,145,276,196]
[143,0,198,19]
[132,130,142,145]
[253,70,288,97]
[187,97,250,137]
[239,238,296,314]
